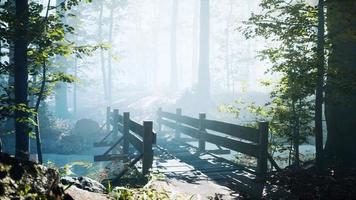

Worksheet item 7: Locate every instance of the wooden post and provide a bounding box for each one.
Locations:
[106,106,111,132]
[198,113,206,151]
[175,108,182,139]
[142,121,153,175]
[157,107,162,132]
[112,109,119,154]
[123,112,130,154]
[257,122,268,178]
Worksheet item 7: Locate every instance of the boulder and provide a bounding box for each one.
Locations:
[0,153,66,200]
[73,119,102,145]
[60,176,106,194]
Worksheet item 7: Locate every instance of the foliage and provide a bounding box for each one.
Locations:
[109,173,195,200]
[59,161,93,177]
[0,0,104,133]
[266,168,356,199]
[222,0,322,165]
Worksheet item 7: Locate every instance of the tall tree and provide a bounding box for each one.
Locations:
[324,0,356,167]
[107,1,115,105]
[191,0,199,85]
[14,0,30,160]
[54,0,70,118]
[98,0,108,105]
[197,0,210,99]
[170,0,178,91]
[314,0,325,170]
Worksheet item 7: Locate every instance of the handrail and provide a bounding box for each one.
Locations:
[94,108,155,176]
[157,108,269,177]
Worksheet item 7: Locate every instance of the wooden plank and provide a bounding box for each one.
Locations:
[103,136,124,155]
[207,149,231,155]
[179,115,199,128]
[93,141,113,147]
[160,111,177,121]
[94,154,129,162]
[118,123,124,133]
[128,133,143,152]
[204,132,259,157]
[129,120,144,137]
[204,119,259,143]
[179,124,201,139]
[117,114,123,123]
[142,121,153,174]
[159,118,176,129]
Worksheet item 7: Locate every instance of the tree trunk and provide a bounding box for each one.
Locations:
[225,0,233,92]
[107,4,114,106]
[4,1,15,131]
[314,0,325,170]
[73,56,77,115]
[98,1,108,105]
[191,0,199,85]
[324,0,356,167]
[14,0,30,160]
[170,0,178,91]
[55,0,69,118]
[197,0,210,99]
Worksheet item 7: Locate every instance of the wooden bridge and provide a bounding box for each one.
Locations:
[93,107,275,198]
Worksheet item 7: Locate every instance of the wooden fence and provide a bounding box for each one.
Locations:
[93,107,156,176]
[157,108,269,177]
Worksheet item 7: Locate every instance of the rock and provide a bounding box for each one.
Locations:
[60,176,106,194]
[73,119,102,147]
[0,152,66,200]
[73,119,100,137]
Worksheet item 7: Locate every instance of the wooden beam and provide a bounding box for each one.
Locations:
[257,122,268,177]
[103,136,124,155]
[129,120,144,137]
[93,141,113,147]
[204,132,259,157]
[142,121,153,175]
[207,149,231,155]
[199,113,206,151]
[123,112,130,154]
[112,109,119,154]
[159,118,176,129]
[94,154,129,162]
[204,119,259,143]
[179,115,199,128]
[160,111,178,121]
[106,106,111,132]
[175,108,182,139]
[179,124,201,139]
[128,132,143,152]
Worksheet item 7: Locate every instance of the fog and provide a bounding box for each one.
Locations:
[40,0,277,124]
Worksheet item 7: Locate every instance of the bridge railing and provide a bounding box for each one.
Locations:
[157,108,268,177]
[94,107,156,176]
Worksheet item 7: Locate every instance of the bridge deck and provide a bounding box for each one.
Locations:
[143,132,267,198]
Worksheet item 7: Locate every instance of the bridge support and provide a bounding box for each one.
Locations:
[112,109,119,154]
[143,121,154,175]
[123,112,130,154]
[199,113,206,151]
[106,106,111,133]
[257,122,268,178]
[175,108,182,139]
